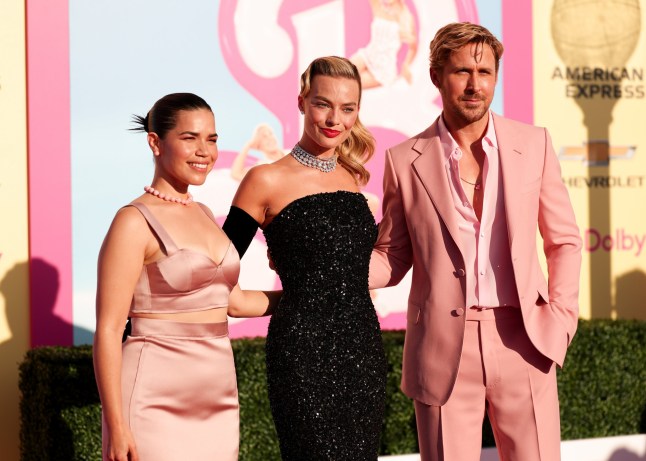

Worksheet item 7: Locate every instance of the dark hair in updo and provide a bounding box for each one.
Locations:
[131,93,213,139]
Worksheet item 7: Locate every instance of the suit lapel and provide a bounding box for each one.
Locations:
[411,122,464,254]
[493,114,524,246]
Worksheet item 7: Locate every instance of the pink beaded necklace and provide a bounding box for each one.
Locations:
[144,185,193,205]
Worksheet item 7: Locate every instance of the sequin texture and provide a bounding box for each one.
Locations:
[264,191,387,460]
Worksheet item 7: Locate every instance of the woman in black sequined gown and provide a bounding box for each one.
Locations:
[264,191,385,460]
[223,57,387,460]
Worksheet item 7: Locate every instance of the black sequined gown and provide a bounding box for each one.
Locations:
[263,191,387,461]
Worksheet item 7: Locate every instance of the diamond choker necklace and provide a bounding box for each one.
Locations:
[291,144,337,173]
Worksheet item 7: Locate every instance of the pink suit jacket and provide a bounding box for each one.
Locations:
[369,113,582,406]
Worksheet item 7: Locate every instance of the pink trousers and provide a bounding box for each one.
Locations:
[102,318,239,461]
[414,307,561,461]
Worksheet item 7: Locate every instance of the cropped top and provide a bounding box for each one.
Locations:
[128,202,240,314]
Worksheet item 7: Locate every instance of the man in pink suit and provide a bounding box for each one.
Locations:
[369,22,582,461]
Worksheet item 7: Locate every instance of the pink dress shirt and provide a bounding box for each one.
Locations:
[438,112,520,309]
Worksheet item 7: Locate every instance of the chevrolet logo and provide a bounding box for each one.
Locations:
[558,141,636,166]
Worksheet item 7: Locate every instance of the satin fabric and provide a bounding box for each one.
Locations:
[101,202,241,460]
[128,202,240,314]
[103,318,239,461]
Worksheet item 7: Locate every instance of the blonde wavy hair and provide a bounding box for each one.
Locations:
[429,22,504,74]
[299,56,375,186]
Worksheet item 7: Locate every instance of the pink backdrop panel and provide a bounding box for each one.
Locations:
[27,0,73,346]
[502,0,534,124]
[24,0,533,343]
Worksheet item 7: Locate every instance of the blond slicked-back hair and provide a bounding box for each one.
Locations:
[429,22,504,75]
[299,56,375,186]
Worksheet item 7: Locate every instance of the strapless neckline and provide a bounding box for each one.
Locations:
[264,190,365,232]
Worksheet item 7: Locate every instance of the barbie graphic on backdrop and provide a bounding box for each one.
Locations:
[192,0,479,336]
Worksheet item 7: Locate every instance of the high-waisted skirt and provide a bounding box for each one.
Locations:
[102,317,239,461]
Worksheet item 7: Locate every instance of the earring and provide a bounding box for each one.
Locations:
[299,110,304,114]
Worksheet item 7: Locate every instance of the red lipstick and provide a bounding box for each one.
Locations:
[321,128,341,138]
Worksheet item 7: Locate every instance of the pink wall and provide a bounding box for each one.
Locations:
[502,0,534,124]
[27,0,74,346]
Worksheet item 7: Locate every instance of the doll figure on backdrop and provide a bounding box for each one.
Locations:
[93,93,279,461]
[230,123,287,181]
[350,0,418,88]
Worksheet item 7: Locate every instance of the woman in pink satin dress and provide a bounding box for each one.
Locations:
[93,93,279,461]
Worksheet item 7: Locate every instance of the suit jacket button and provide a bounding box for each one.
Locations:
[455,307,465,316]
[457,268,466,277]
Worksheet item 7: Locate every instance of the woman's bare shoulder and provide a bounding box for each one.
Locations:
[106,202,152,238]
[240,156,297,188]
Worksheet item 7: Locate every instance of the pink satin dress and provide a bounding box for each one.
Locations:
[102,202,240,461]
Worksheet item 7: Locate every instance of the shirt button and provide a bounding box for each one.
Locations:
[457,268,466,277]
[480,270,485,275]
[480,232,485,237]
[455,307,465,316]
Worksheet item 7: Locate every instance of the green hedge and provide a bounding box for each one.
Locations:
[19,320,646,460]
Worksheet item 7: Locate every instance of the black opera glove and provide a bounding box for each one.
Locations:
[222,206,261,258]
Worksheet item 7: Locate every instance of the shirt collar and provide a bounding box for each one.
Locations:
[437,111,498,164]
